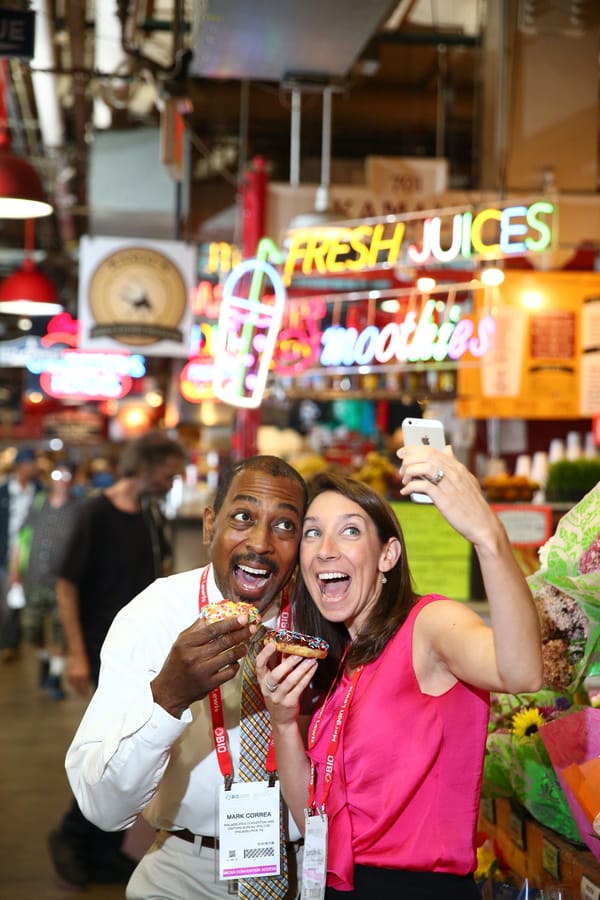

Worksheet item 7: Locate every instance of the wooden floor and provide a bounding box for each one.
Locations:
[0,534,205,899]
[0,646,151,900]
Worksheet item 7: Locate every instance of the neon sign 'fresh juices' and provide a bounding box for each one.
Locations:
[283,200,555,283]
[182,200,554,407]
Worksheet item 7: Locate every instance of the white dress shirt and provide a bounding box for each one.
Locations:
[65,564,301,841]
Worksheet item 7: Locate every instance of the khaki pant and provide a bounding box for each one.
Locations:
[126,830,302,900]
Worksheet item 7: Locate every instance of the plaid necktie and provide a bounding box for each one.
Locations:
[238,627,289,899]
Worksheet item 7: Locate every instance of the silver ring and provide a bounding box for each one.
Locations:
[431,469,445,485]
[265,679,277,693]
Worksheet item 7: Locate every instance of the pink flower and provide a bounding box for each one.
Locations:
[579,534,600,575]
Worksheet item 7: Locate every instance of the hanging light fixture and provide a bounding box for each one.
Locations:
[286,84,345,235]
[0,58,53,218]
[0,218,63,315]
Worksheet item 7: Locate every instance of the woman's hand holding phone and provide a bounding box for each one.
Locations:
[400,418,446,503]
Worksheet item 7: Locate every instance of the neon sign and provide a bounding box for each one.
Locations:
[319,300,495,368]
[283,200,555,284]
[212,238,286,408]
[181,284,495,405]
[184,200,555,407]
[283,223,405,285]
[180,357,215,402]
[407,201,554,264]
[27,313,146,401]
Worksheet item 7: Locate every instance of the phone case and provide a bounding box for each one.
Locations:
[401,418,446,503]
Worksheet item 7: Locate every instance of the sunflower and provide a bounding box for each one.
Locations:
[511,707,546,737]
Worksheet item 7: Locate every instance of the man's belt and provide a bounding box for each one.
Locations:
[167,829,304,851]
[169,829,218,847]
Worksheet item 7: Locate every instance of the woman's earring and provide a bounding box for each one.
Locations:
[381,573,387,584]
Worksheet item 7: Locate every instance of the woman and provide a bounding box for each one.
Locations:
[256,443,543,899]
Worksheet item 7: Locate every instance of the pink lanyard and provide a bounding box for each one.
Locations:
[307,649,363,812]
[198,564,290,787]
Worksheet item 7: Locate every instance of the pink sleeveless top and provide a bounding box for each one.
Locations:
[307,595,490,891]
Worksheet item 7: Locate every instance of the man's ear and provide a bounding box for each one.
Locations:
[202,507,215,545]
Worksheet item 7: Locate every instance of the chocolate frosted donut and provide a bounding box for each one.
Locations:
[267,628,329,659]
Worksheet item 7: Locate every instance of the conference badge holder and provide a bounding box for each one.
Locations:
[218,780,282,883]
[301,806,328,900]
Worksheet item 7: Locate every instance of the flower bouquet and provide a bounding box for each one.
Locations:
[528,482,600,695]
[482,692,584,844]
[483,483,600,847]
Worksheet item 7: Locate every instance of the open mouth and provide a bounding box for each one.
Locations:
[318,572,350,599]
[234,563,272,595]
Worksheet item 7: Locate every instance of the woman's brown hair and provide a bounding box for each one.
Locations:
[293,471,417,687]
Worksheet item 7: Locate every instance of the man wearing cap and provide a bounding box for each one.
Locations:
[0,447,42,661]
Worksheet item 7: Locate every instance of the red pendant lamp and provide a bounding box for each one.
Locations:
[0,218,63,315]
[0,58,53,218]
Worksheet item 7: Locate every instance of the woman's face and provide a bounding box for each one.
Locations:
[300,490,391,639]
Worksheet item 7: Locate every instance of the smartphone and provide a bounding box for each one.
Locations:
[401,417,446,504]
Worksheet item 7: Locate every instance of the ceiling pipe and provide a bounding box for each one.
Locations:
[28,0,79,247]
[94,0,131,129]
[316,86,332,212]
[289,88,301,186]
[29,0,64,149]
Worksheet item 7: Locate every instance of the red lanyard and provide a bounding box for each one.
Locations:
[307,649,363,812]
[198,564,289,786]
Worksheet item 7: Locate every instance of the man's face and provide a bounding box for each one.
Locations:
[203,468,304,613]
[139,455,183,498]
[18,460,38,482]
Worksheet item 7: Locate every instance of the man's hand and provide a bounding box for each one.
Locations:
[67,650,93,697]
[151,616,253,718]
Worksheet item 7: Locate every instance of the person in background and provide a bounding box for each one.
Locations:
[256,449,544,900]
[10,461,81,699]
[0,447,42,662]
[48,430,186,889]
[64,455,307,900]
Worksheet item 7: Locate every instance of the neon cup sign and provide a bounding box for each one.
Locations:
[212,238,286,408]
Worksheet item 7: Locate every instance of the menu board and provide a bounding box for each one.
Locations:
[391,501,471,601]
[491,504,553,547]
[457,270,600,419]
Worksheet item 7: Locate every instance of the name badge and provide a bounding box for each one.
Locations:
[219,781,281,881]
[301,808,328,900]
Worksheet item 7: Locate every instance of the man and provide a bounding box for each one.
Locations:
[10,461,81,699]
[0,447,42,661]
[65,455,307,900]
[48,430,186,888]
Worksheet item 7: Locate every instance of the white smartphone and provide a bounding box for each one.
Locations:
[401,417,446,503]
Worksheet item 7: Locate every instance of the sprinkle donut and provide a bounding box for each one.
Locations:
[200,601,262,624]
[267,628,329,659]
